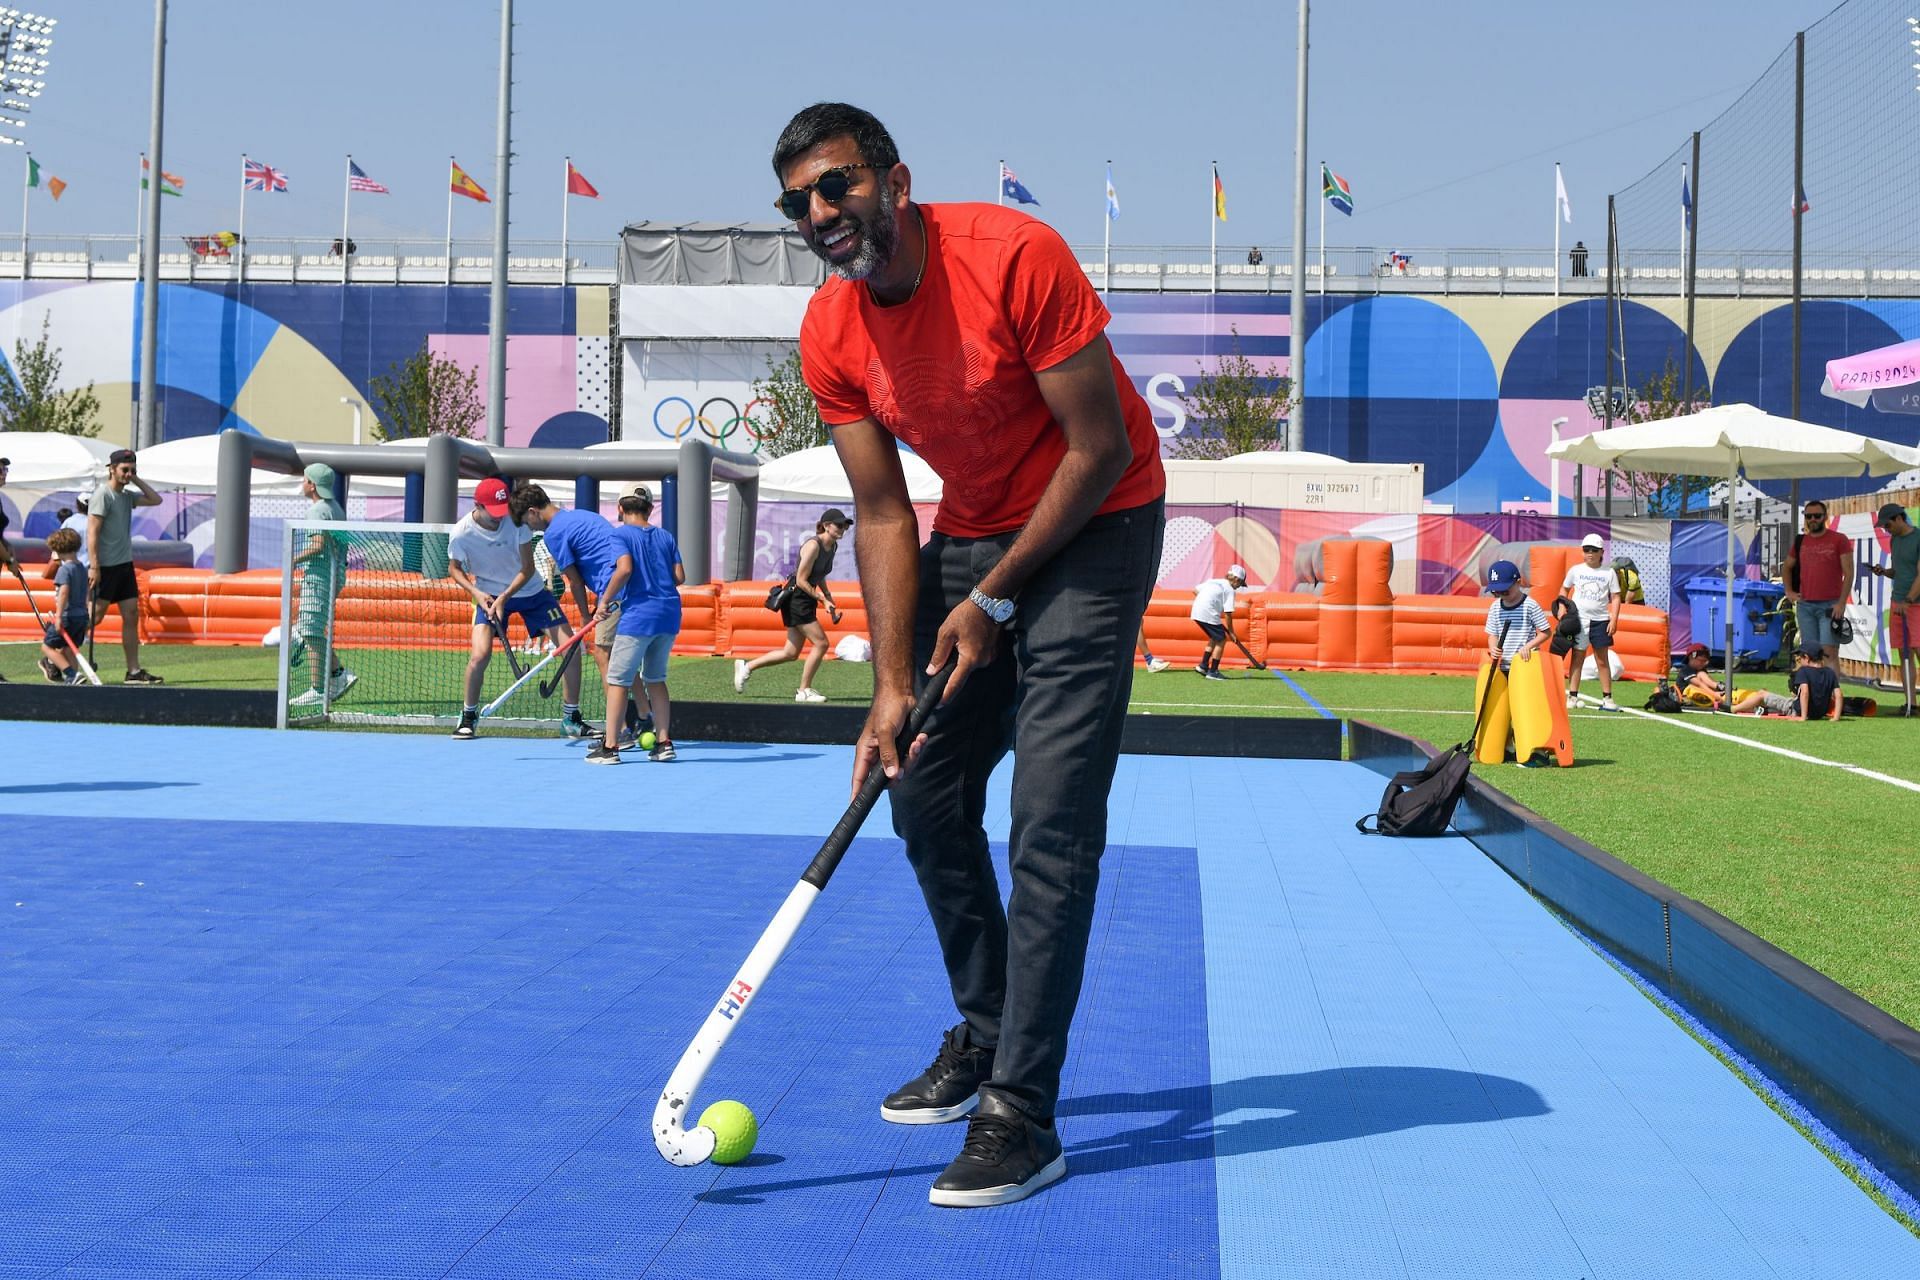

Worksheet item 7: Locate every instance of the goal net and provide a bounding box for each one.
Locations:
[277,519,607,732]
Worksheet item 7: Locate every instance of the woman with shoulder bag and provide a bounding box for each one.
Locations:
[735,508,850,703]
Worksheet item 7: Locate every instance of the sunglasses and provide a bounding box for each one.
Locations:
[775,164,884,221]
[1805,512,1827,521]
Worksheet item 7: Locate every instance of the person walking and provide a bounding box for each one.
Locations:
[771,102,1166,1206]
[734,508,849,703]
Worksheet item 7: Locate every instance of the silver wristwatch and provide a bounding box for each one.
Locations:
[968,587,1017,625]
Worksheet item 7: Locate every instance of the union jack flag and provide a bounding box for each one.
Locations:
[347,160,388,194]
[243,158,288,193]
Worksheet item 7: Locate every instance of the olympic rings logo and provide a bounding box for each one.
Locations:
[651,395,777,449]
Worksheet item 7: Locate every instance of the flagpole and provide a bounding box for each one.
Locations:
[1318,161,1326,298]
[135,153,146,269]
[1679,161,1688,296]
[341,153,352,286]
[1102,161,1111,298]
[22,153,31,280]
[445,156,454,286]
[561,156,570,286]
[1209,162,1218,295]
[998,160,1004,207]
[236,153,248,285]
[1553,162,1561,300]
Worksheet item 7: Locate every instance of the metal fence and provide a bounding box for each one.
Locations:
[0,234,620,285]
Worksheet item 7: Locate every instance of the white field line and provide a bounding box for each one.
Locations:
[1613,704,1920,795]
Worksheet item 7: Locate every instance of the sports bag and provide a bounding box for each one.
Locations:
[1356,621,1508,837]
[764,577,795,613]
[1644,680,1685,713]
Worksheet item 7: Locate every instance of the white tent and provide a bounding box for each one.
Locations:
[1547,403,1920,691]
[135,434,414,495]
[0,431,116,486]
[747,443,943,503]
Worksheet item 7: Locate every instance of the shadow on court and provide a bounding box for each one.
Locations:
[696,1066,1548,1205]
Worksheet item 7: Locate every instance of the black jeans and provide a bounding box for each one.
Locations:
[892,498,1163,1121]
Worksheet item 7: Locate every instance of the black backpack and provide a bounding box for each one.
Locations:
[1644,680,1685,713]
[1356,622,1508,837]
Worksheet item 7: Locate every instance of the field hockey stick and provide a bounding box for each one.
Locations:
[653,663,953,1167]
[1230,635,1267,669]
[486,609,527,680]
[8,562,101,685]
[538,600,615,700]
[479,607,607,718]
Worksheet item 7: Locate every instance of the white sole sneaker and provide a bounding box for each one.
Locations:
[928,1152,1067,1208]
[733,659,749,693]
[881,1095,979,1126]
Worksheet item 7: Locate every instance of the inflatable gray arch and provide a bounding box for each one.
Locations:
[212,430,759,584]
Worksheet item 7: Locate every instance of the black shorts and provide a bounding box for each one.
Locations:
[43,617,88,650]
[1195,620,1227,643]
[95,561,138,606]
[782,591,820,628]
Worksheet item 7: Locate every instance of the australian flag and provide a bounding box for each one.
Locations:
[1000,163,1039,206]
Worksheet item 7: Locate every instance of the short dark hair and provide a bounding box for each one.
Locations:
[618,493,653,518]
[772,103,900,180]
[1803,500,1828,514]
[507,483,549,524]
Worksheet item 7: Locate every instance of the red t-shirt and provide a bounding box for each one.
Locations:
[800,202,1165,538]
[1796,527,1852,600]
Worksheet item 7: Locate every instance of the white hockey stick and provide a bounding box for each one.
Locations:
[653,664,951,1166]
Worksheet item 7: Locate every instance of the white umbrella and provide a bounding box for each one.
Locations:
[1547,403,1920,691]
[0,431,116,486]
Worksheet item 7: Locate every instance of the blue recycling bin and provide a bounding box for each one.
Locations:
[1682,575,1787,665]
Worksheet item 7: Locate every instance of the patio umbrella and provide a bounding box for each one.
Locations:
[1546,403,1920,695]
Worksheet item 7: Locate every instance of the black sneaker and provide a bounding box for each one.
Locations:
[124,669,164,685]
[452,709,479,740]
[648,738,677,763]
[585,743,621,766]
[882,1024,995,1124]
[38,657,60,683]
[928,1092,1066,1208]
[561,713,596,740]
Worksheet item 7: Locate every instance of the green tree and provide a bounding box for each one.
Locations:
[1621,355,1711,515]
[367,344,484,441]
[0,316,101,436]
[1170,329,1292,460]
[750,347,829,458]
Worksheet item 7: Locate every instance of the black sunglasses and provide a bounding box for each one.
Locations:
[775,164,884,221]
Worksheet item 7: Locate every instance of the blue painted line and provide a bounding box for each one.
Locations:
[1271,668,1347,739]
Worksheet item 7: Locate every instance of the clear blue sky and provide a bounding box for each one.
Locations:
[32,0,1829,256]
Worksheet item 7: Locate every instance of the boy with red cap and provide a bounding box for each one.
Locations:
[447,476,592,740]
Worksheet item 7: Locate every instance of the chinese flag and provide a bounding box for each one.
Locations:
[566,162,599,198]
[450,160,490,203]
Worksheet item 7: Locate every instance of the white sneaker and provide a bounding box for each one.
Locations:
[327,668,358,699]
[733,659,749,693]
[1567,692,1580,708]
[1146,657,1172,673]
[289,687,324,708]
[1599,697,1620,712]
[795,687,827,704]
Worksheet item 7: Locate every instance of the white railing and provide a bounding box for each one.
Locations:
[0,234,619,286]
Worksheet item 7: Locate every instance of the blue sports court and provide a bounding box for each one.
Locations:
[1,721,1915,1278]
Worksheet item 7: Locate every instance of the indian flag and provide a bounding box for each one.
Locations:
[141,157,184,197]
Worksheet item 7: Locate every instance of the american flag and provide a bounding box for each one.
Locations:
[348,160,388,194]
[243,158,288,193]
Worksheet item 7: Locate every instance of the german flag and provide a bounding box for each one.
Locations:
[450,159,489,203]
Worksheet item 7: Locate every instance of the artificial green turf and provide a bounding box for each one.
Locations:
[5,641,1918,1030]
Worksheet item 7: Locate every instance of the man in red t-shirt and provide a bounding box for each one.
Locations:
[1783,498,1854,677]
[775,102,1166,1208]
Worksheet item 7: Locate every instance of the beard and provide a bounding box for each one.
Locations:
[811,198,900,282]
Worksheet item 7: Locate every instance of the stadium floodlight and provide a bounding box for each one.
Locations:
[0,8,52,146]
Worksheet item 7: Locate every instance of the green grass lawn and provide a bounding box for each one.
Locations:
[6,641,1918,1031]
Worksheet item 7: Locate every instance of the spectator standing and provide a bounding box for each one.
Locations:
[60,488,91,565]
[1783,499,1854,679]
[1570,241,1589,277]
[86,448,164,685]
[735,508,849,703]
[1246,246,1263,266]
[1561,533,1623,710]
[1872,502,1920,716]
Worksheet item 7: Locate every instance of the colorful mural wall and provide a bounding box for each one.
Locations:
[0,281,613,448]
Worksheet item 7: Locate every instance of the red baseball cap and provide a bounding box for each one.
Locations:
[475,477,510,516]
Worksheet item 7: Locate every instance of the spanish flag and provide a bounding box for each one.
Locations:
[1212,163,1226,222]
[450,159,489,203]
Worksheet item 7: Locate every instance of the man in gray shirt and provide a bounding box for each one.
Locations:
[87,448,164,684]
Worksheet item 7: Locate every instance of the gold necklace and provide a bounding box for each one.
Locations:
[871,205,926,306]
